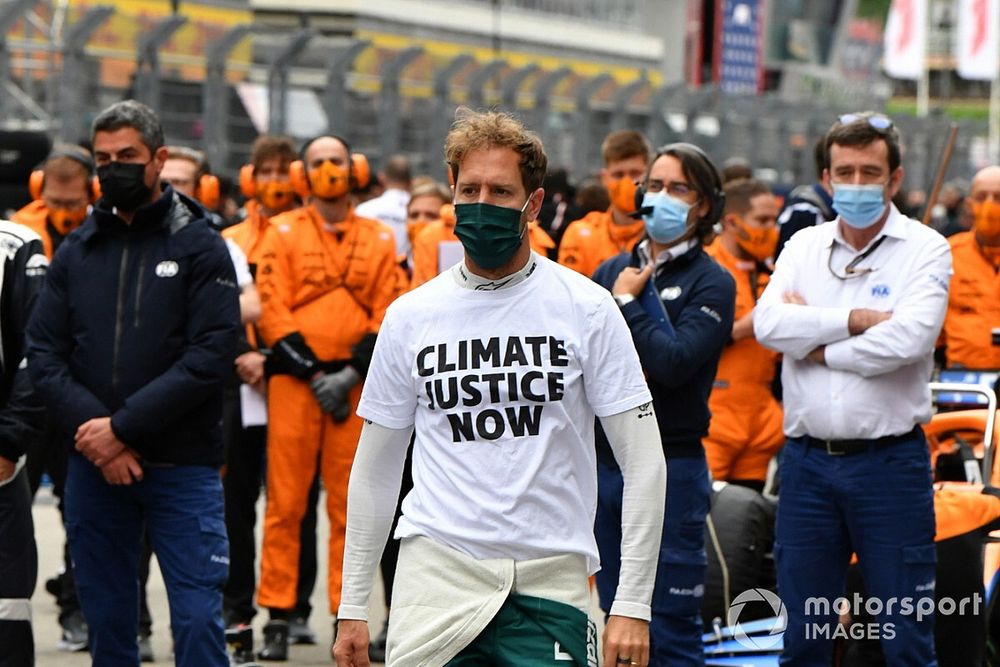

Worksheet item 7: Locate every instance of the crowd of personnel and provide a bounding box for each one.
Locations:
[0,97,997,667]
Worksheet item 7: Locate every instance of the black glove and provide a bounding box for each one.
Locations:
[272,332,320,380]
[310,367,361,421]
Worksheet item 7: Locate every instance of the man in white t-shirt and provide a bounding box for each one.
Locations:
[355,155,412,257]
[333,108,667,667]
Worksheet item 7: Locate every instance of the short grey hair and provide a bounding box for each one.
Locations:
[92,100,164,153]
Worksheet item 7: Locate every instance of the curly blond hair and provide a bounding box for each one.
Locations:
[444,107,547,193]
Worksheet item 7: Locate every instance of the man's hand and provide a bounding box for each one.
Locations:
[235,351,266,387]
[602,615,650,667]
[76,417,125,467]
[806,345,826,365]
[848,308,892,335]
[612,264,653,298]
[783,291,806,305]
[0,456,15,483]
[332,619,370,667]
[732,311,755,341]
[100,448,143,486]
[311,367,361,421]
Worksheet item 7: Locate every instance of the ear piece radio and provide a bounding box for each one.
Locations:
[633,184,648,218]
[632,142,726,225]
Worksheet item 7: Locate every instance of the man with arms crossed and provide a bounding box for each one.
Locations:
[334,108,666,667]
[755,112,952,665]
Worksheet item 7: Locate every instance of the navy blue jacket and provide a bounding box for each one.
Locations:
[593,242,735,460]
[27,186,240,467]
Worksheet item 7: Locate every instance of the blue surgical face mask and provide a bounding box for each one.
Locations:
[832,183,888,229]
[641,191,692,244]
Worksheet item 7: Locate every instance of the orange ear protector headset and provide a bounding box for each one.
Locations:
[194,173,221,211]
[29,149,101,202]
[239,164,258,198]
[287,135,371,199]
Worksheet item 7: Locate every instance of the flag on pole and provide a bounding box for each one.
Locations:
[957,0,1000,80]
[883,0,927,80]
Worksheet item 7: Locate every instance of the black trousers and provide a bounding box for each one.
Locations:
[378,439,413,608]
[221,385,317,625]
[0,465,36,667]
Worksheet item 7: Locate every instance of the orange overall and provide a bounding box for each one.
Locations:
[941,231,1000,369]
[223,199,276,272]
[12,200,70,260]
[255,204,401,613]
[557,209,646,278]
[410,219,554,289]
[703,243,784,482]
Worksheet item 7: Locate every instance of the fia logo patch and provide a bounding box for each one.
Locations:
[155,260,179,278]
[870,284,890,298]
[661,286,683,300]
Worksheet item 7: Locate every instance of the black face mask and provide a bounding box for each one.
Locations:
[97,161,153,212]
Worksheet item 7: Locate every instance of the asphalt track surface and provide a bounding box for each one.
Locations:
[30,485,610,666]
[31,485,384,666]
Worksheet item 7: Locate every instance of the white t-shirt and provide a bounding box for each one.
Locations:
[355,188,410,256]
[224,238,253,289]
[357,254,651,572]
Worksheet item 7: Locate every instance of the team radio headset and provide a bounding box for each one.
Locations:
[162,147,222,210]
[192,171,221,211]
[29,149,102,203]
[631,142,726,226]
[29,148,102,236]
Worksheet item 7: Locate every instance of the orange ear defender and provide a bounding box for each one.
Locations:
[31,148,100,203]
[197,174,221,210]
[351,153,371,190]
[288,152,370,198]
[28,170,44,200]
[29,169,101,203]
[239,164,256,198]
[288,160,310,199]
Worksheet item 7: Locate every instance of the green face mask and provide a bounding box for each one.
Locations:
[453,199,529,270]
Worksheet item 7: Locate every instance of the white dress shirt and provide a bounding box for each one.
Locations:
[754,205,952,440]
[355,188,411,256]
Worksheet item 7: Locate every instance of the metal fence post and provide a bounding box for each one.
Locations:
[0,0,40,124]
[57,4,113,142]
[202,24,250,171]
[611,73,648,131]
[267,28,313,135]
[324,39,370,134]
[568,74,611,174]
[134,14,186,111]
[430,53,475,179]
[573,73,614,174]
[466,59,507,110]
[500,63,538,111]
[531,67,571,146]
[646,83,684,146]
[376,46,423,164]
